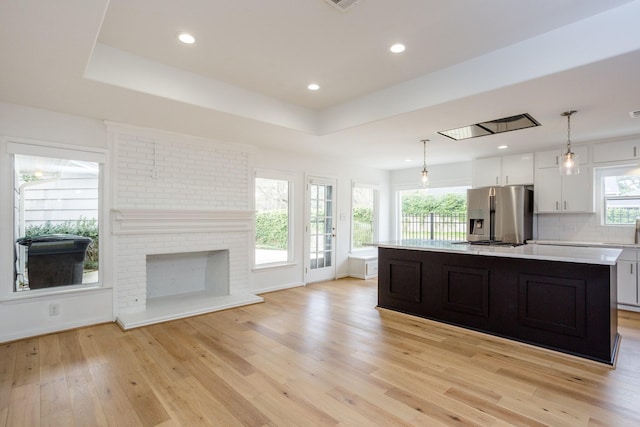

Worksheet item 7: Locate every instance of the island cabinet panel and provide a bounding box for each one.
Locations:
[388,259,422,303]
[518,274,586,338]
[442,265,489,317]
[378,249,426,314]
[377,247,619,364]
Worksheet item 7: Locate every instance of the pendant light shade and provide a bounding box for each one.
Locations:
[559,110,580,175]
[420,139,429,187]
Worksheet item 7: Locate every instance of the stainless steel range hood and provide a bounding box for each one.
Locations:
[438,113,540,141]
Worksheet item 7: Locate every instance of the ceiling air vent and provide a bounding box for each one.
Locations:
[630,110,640,119]
[325,0,359,12]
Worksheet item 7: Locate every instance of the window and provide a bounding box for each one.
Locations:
[255,172,293,266]
[597,166,640,225]
[351,183,379,251]
[8,142,104,293]
[398,186,468,241]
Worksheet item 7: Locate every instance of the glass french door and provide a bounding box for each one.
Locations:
[305,177,337,283]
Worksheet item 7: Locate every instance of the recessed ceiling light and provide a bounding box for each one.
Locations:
[307,83,320,91]
[390,43,406,53]
[178,33,195,44]
[498,145,509,150]
[404,159,413,162]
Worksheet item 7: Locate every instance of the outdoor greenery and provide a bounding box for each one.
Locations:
[352,207,373,248]
[402,192,467,215]
[401,191,467,240]
[24,218,99,270]
[255,210,288,250]
[606,208,640,225]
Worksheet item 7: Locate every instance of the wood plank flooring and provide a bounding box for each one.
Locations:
[1,278,640,426]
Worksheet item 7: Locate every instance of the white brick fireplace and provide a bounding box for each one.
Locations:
[109,124,261,329]
[112,209,261,329]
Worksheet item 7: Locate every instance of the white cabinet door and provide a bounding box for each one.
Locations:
[536,150,561,169]
[561,169,593,212]
[593,139,639,163]
[534,167,593,213]
[617,259,638,305]
[472,157,501,187]
[536,146,589,169]
[501,153,533,185]
[534,168,562,212]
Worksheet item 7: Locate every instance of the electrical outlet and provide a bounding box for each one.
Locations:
[49,303,60,316]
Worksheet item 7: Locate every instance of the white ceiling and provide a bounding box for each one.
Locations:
[1,0,640,170]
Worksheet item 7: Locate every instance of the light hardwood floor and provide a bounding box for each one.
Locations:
[2,278,640,426]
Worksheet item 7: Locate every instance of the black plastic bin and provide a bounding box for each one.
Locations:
[17,234,92,289]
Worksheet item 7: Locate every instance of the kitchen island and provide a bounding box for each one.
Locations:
[376,241,622,364]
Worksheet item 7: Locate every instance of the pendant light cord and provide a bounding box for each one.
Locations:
[422,139,427,170]
[567,113,572,151]
[562,110,577,153]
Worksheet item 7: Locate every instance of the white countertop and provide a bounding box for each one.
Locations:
[375,240,622,265]
[529,240,640,249]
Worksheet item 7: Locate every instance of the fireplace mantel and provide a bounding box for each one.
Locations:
[112,208,253,234]
[112,208,261,329]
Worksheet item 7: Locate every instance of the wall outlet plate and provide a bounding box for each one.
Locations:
[49,303,60,316]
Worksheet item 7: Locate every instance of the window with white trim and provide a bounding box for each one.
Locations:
[351,183,379,251]
[597,165,640,225]
[254,171,293,266]
[7,141,104,293]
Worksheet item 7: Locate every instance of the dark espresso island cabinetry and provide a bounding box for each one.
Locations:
[377,242,622,365]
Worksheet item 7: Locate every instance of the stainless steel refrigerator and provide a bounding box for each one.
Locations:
[466,186,533,244]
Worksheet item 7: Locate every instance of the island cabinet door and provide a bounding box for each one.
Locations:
[513,260,616,363]
[377,248,427,315]
[435,255,509,331]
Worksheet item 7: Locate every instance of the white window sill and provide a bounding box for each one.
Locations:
[252,262,297,272]
[1,283,110,304]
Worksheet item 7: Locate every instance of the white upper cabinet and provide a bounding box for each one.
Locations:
[535,145,589,169]
[593,139,640,163]
[534,160,593,213]
[501,153,534,185]
[472,157,501,187]
[535,147,593,213]
[472,153,533,188]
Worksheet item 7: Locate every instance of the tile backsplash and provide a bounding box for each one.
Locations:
[536,213,636,244]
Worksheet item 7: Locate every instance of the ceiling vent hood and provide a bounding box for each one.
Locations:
[438,113,541,141]
[325,0,359,12]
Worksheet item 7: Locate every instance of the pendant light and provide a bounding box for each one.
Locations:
[420,139,429,187]
[559,110,580,175]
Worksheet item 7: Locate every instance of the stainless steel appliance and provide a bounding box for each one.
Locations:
[467,186,533,244]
